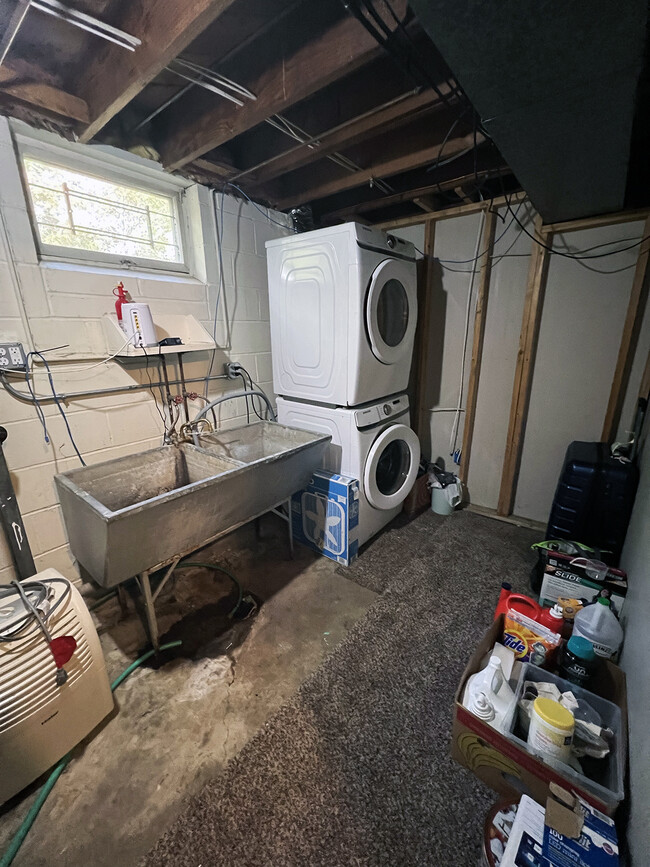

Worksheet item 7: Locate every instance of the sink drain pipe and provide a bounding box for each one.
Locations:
[0,640,182,867]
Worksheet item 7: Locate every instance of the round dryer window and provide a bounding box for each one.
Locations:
[377,279,409,347]
[364,424,420,510]
[366,258,417,365]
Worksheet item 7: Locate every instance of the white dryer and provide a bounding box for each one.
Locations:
[266,222,417,407]
[277,394,420,547]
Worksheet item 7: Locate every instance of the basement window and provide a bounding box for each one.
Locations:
[21,156,188,273]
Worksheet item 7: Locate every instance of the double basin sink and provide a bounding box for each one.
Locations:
[55,422,330,587]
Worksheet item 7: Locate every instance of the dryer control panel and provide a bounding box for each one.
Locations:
[354,395,409,429]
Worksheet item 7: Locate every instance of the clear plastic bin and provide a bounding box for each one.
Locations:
[509,662,625,812]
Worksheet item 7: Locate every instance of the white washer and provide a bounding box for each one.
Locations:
[266,222,417,407]
[277,394,420,547]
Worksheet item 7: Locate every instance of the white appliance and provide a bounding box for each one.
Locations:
[122,302,157,347]
[0,569,114,804]
[266,222,417,407]
[277,394,420,546]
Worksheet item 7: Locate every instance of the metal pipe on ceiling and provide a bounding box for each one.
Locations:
[0,0,30,68]
[30,0,141,51]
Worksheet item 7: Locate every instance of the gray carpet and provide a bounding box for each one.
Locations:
[143,510,538,867]
[336,510,447,594]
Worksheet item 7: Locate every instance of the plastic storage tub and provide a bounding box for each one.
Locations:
[510,663,625,812]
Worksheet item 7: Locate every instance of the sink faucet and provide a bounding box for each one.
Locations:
[177,417,214,444]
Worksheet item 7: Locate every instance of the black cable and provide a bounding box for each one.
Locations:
[238,372,251,423]
[239,366,267,421]
[142,346,168,438]
[28,351,85,466]
[341,0,464,115]
[500,183,650,261]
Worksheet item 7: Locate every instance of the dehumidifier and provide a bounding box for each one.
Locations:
[0,568,114,804]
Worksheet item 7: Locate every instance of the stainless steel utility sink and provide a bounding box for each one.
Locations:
[55,423,330,588]
[193,421,325,463]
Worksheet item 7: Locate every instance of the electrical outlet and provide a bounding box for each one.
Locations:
[224,361,242,380]
[0,342,27,371]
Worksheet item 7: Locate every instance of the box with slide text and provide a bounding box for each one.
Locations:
[291,471,360,566]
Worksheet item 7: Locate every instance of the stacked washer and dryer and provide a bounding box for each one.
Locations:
[266,222,421,548]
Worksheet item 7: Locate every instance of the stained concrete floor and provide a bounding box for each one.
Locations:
[0,515,377,866]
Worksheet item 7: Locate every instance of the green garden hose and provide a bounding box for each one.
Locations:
[0,640,182,867]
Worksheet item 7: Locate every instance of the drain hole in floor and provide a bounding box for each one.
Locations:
[143,592,261,667]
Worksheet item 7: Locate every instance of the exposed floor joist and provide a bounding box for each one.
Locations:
[78,0,242,143]
[274,129,480,210]
[234,86,452,186]
[157,0,407,171]
[0,60,88,122]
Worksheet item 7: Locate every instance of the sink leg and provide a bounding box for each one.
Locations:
[140,570,159,651]
[286,497,294,560]
[117,584,129,617]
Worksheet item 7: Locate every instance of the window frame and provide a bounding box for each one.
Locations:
[15,130,193,276]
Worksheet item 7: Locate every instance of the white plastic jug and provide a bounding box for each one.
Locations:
[572,598,623,659]
[463,655,516,733]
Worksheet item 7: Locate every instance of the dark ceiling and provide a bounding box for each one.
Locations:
[0,0,648,226]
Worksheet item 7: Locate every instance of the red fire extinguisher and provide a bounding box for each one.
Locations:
[113,282,129,323]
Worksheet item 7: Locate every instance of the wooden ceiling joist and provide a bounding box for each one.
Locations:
[158,0,408,172]
[237,86,452,186]
[274,129,479,210]
[78,0,241,144]
[0,61,88,122]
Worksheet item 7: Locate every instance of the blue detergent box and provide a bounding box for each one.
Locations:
[542,787,619,867]
[291,471,360,566]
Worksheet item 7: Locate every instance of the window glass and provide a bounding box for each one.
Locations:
[23,157,183,265]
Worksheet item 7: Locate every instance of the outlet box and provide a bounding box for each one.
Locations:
[224,361,241,380]
[0,342,27,370]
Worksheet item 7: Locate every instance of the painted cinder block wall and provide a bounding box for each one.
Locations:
[0,117,292,584]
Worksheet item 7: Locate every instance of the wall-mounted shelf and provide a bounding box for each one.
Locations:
[102,313,216,357]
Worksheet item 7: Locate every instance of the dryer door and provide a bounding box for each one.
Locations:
[365,258,417,365]
[364,423,420,510]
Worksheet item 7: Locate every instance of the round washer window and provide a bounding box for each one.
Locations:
[376,439,411,496]
[376,279,409,347]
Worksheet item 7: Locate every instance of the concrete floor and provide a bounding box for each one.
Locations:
[0,516,377,866]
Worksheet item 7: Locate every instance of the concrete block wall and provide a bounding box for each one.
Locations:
[0,117,292,584]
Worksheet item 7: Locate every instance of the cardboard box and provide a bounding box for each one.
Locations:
[291,471,359,566]
[543,783,619,866]
[451,616,627,816]
[537,551,627,616]
[501,785,619,867]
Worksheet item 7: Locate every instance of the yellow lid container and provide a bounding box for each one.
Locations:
[533,697,574,732]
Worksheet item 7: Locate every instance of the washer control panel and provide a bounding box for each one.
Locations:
[355,395,409,429]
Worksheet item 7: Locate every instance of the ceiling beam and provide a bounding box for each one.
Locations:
[322,153,511,222]
[239,86,452,185]
[158,0,408,172]
[78,0,241,144]
[0,61,89,122]
[274,130,479,209]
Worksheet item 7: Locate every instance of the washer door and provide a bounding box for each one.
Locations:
[364,424,420,510]
[365,258,417,365]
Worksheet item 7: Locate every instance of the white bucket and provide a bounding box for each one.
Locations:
[431,481,461,515]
